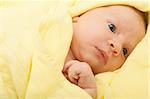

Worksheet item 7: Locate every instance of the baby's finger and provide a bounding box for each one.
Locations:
[62,60,78,72]
[63,72,69,80]
[68,73,78,85]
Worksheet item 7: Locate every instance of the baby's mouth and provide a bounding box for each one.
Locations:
[94,46,108,65]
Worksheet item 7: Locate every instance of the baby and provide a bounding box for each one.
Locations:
[62,5,146,99]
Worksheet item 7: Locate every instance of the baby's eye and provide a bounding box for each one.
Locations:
[108,23,116,33]
[122,48,128,56]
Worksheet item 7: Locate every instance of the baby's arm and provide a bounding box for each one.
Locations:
[62,60,97,99]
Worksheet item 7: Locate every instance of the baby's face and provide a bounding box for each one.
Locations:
[71,5,145,74]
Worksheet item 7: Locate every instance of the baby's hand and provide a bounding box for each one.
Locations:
[62,60,97,99]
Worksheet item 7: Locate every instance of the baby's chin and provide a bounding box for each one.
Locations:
[81,55,106,69]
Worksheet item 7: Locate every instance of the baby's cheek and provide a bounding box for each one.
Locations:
[109,56,125,70]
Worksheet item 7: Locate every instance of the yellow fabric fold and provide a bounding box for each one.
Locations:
[0,0,149,99]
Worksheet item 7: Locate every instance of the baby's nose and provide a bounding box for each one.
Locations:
[108,40,122,56]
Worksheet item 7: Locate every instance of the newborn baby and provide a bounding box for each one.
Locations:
[62,5,146,99]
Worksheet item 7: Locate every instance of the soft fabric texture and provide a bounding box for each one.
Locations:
[0,0,149,99]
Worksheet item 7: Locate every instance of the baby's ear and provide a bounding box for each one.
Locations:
[72,16,79,23]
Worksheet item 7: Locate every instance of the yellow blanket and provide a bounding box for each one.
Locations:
[0,0,149,99]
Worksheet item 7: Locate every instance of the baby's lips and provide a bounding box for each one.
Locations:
[95,46,108,65]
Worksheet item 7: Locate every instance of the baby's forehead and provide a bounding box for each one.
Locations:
[87,5,145,26]
[105,6,143,19]
[104,6,145,31]
[103,5,141,14]
[93,6,146,42]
